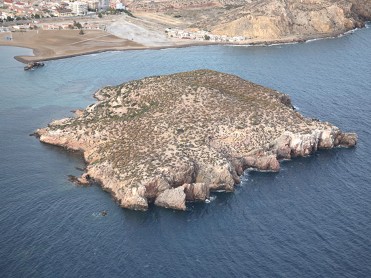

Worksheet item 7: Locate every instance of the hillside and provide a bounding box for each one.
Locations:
[127,0,371,41]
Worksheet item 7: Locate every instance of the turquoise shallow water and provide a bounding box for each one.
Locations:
[0,25,370,277]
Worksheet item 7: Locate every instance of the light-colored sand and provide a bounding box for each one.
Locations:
[0,29,148,62]
[0,13,202,63]
[107,20,172,47]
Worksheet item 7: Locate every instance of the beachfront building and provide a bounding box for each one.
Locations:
[53,8,73,17]
[165,28,247,43]
[86,0,99,11]
[3,0,12,7]
[115,2,124,9]
[109,0,125,10]
[0,11,12,20]
[98,0,109,10]
[70,1,88,15]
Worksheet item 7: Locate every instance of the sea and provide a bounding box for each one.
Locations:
[0,25,370,277]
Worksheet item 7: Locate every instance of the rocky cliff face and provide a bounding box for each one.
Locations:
[36,70,357,211]
[210,0,370,39]
[128,0,370,42]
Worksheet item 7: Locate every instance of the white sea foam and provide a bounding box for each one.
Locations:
[267,41,299,47]
[305,37,324,43]
[205,196,217,203]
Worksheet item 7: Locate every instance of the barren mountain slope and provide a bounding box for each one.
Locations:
[211,0,369,39]
[126,0,370,40]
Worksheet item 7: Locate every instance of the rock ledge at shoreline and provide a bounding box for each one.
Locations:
[36,70,357,210]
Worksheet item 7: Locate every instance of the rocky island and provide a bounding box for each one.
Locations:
[36,70,357,211]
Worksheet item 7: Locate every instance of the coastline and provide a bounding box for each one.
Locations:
[1,20,370,276]
[0,26,366,64]
[34,70,357,210]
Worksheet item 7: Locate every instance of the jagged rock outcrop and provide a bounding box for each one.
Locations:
[271,130,357,160]
[184,183,210,202]
[36,70,357,211]
[244,155,280,172]
[154,187,187,210]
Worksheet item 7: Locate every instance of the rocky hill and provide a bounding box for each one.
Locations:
[210,0,370,40]
[127,0,371,41]
[36,70,357,211]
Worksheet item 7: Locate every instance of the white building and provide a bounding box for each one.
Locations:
[0,0,4,8]
[99,0,109,10]
[116,3,124,9]
[0,11,9,20]
[70,1,88,15]
[86,0,99,11]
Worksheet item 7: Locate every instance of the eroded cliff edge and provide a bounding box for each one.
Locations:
[36,70,357,211]
[128,0,371,42]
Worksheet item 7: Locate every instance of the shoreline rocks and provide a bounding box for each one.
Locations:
[36,70,357,211]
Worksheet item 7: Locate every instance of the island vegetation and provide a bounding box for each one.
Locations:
[36,70,357,211]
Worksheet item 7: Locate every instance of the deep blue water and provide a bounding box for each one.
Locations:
[1,26,370,277]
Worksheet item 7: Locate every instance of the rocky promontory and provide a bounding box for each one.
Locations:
[36,70,357,211]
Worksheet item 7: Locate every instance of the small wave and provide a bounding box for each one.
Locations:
[306,28,362,43]
[228,41,299,48]
[91,212,100,218]
[244,167,276,173]
[344,28,359,35]
[305,37,324,43]
[227,44,252,48]
[205,196,217,203]
[267,41,299,47]
[91,211,108,217]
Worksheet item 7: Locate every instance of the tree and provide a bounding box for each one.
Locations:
[34,14,40,19]
[98,12,102,18]
[204,35,210,40]
[123,9,135,18]
[74,21,82,29]
[79,29,84,35]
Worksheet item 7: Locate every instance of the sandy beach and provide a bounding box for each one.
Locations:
[0,29,148,63]
[0,28,348,64]
[0,11,361,64]
[0,28,215,63]
[0,13,205,63]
